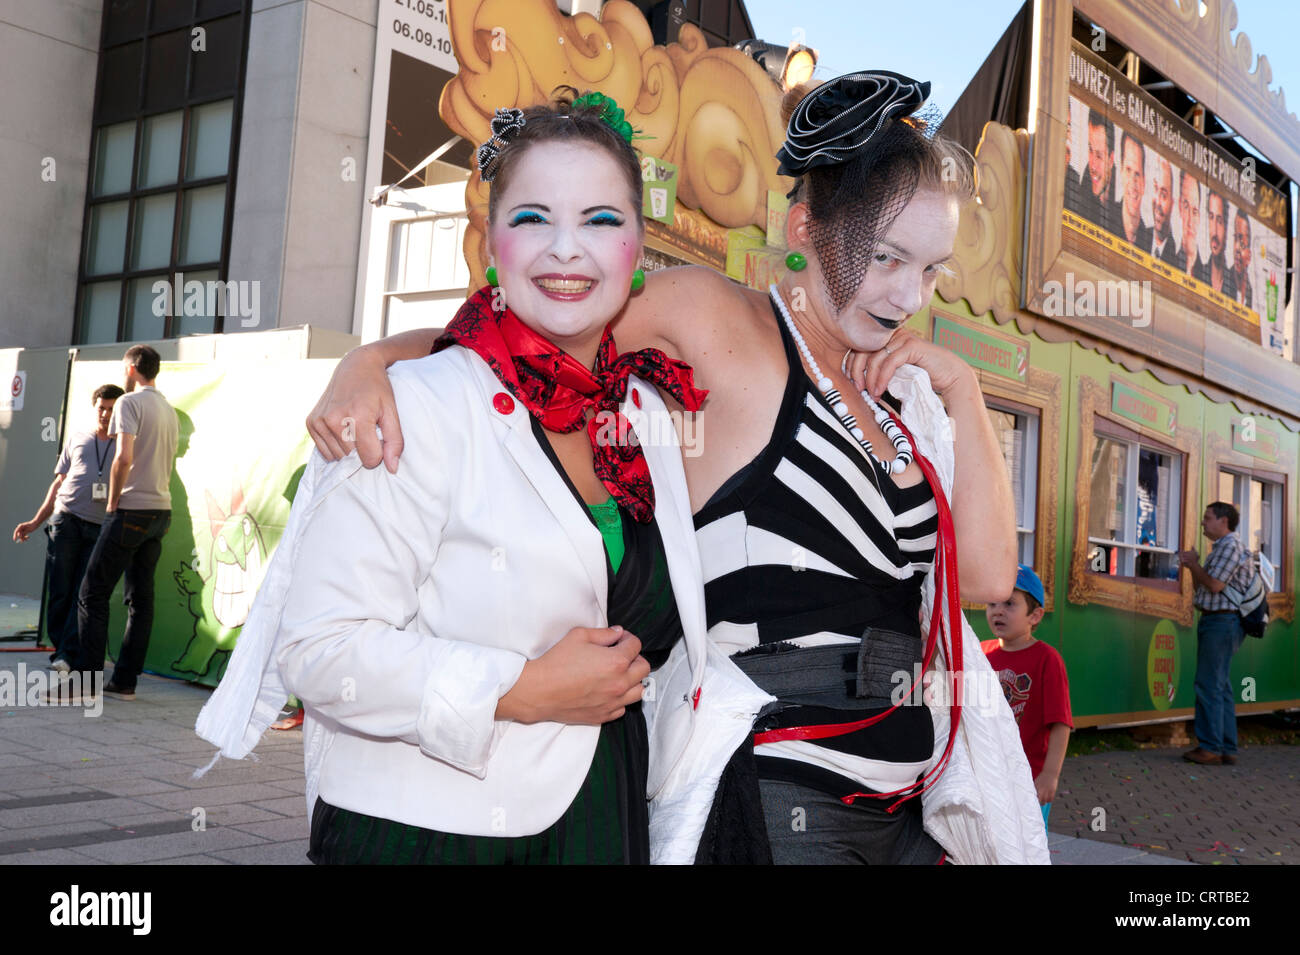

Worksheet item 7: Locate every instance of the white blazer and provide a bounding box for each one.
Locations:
[265,346,721,836]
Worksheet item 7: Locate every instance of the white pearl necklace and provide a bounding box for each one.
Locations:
[770,285,914,476]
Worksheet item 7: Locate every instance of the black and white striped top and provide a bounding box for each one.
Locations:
[693,297,940,797]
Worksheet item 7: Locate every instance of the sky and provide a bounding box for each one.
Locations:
[743,0,1300,139]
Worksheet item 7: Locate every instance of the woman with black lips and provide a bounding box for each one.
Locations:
[305,72,1048,864]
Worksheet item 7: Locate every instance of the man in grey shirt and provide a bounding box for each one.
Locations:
[68,345,179,699]
[12,384,123,667]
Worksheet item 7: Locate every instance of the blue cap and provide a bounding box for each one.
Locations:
[1014,563,1045,607]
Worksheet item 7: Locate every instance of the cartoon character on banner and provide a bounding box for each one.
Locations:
[172,483,269,678]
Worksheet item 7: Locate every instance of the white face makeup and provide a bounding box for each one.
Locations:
[486,141,641,359]
[829,189,959,353]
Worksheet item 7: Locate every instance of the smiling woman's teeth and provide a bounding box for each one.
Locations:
[536,278,593,292]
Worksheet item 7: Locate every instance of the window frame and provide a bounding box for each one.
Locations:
[974,365,1062,613]
[1084,416,1184,585]
[1205,427,1295,624]
[74,1,250,343]
[1218,466,1285,592]
[985,395,1041,568]
[1069,376,1200,625]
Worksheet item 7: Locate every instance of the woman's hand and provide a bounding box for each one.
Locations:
[846,327,1017,602]
[307,345,404,473]
[846,328,976,399]
[496,626,650,725]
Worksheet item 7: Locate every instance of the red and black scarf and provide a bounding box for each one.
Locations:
[433,286,707,523]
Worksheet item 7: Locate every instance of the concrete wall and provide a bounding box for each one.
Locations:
[0,0,102,349]
[227,0,377,335]
[0,325,355,597]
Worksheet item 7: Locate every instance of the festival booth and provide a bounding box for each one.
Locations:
[932,0,1300,725]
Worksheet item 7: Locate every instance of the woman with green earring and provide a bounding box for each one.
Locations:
[196,90,763,865]
[298,71,1048,864]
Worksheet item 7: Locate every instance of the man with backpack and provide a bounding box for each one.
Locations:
[1178,502,1253,766]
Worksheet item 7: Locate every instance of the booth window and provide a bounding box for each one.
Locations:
[987,401,1039,567]
[75,2,249,343]
[383,214,473,335]
[1218,469,1285,592]
[1086,422,1183,580]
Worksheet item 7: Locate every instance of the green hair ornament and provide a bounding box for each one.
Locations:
[570,91,637,143]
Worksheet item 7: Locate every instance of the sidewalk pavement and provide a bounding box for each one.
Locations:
[0,594,1290,864]
[1049,741,1298,865]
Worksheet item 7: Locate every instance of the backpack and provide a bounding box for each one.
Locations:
[1222,552,1273,638]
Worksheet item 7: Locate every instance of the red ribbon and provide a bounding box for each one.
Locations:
[752,409,962,812]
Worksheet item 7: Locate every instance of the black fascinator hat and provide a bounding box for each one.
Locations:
[777,70,947,313]
[776,70,930,177]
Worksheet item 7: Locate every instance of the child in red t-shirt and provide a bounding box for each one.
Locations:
[981,565,1073,830]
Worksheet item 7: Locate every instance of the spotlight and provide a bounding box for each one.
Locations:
[736,39,819,90]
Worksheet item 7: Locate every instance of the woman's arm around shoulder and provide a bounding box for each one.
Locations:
[617,265,760,366]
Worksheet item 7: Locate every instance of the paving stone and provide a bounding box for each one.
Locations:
[137,854,233,865]
[248,795,308,816]
[209,840,312,865]
[73,826,268,863]
[135,782,298,811]
[228,816,310,842]
[0,796,154,829]
[2,847,102,865]
[91,777,185,797]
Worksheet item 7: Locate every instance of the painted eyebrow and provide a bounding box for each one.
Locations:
[879,240,954,268]
[505,204,626,216]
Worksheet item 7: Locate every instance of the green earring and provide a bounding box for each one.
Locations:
[785,251,807,272]
[486,265,499,287]
[630,268,645,293]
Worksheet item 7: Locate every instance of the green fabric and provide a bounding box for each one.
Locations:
[587,496,625,573]
[313,719,629,864]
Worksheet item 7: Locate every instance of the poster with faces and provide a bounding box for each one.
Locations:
[1063,93,1287,354]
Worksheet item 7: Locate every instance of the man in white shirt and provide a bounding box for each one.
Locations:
[69,345,179,700]
[12,384,123,668]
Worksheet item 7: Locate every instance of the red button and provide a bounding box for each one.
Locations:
[492,392,515,415]
[631,388,642,408]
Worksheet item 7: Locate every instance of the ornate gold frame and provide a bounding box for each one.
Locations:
[1067,375,1200,625]
[936,306,1064,613]
[1022,0,1300,422]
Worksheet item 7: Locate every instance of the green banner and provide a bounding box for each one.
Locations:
[60,359,337,686]
[1232,421,1280,462]
[1110,380,1176,436]
[932,313,1027,382]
